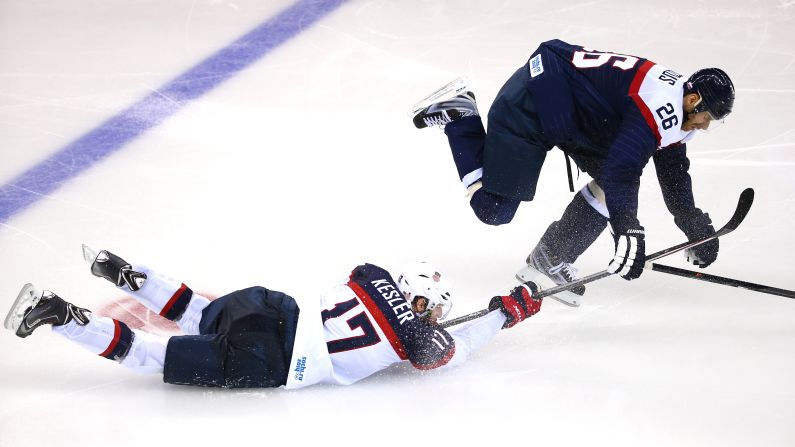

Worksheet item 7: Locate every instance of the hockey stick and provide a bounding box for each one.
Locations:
[441,188,755,328]
[649,263,795,299]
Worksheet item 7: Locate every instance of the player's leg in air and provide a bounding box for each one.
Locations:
[82,245,210,335]
[4,282,169,374]
[83,247,298,388]
[5,246,298,388]
[412,68,551,226]
[3,246,211,375]
[84,247,300,388]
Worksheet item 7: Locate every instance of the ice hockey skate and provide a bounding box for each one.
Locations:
[411,77,478,128]
[516,241,585,307]
[82,244,147,291]
[4,283,90,338]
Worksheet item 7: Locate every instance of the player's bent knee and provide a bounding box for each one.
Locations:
[469,188,520,225]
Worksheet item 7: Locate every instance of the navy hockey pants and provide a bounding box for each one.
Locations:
[445,65,553,203]
[163,286,299,388]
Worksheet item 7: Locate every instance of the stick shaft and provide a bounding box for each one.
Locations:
[441,188,755,329]
[650,263,795,299]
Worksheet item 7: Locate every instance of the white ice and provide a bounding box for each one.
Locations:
[1,1,794,446]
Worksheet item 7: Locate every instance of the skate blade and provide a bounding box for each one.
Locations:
[4,283,41,331]
[409,77,470,117]
[81,244,98,265]
[515,265,581,307]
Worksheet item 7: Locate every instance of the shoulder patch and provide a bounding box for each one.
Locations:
[529,54,544,77]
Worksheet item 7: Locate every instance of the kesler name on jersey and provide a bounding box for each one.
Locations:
[369,279,414,324]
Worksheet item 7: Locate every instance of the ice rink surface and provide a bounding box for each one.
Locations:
[1,0,794,445]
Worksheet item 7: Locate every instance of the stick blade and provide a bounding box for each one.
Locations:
[721,187,754,233]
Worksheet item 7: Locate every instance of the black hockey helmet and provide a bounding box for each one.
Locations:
[685,68,735,120]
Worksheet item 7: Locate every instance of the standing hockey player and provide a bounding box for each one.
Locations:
[4,246,541,389]
[412,39,735,303]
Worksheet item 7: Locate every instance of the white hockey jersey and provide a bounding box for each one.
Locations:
[632,62,698,149]
[285,264,504,389]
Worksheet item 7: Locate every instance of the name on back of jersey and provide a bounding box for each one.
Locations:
[636,64,692,148]
[371,279,414,324]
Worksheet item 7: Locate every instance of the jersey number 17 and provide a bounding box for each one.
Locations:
[321,298,381,354]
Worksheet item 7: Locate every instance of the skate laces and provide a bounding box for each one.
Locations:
[421,94,477,127]
[548,262,579,282]
[422,113,453,127]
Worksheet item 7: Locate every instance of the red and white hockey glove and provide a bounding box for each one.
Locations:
[488,282,542,329]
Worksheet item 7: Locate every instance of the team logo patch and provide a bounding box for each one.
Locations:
[530,54,544,77]
[293,356,307,381]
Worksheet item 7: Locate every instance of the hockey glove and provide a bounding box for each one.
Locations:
[607,222,646,280]
[676,210,719,268]
[488,282,542,329]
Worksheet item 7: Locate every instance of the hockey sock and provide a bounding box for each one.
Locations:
[542,186,609,263]
[125,265,210,334]
[53,315,133,361]
[444,115,486,188]
[177,292,211,335]
[53,316,168,373]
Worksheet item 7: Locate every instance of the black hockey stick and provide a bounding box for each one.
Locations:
[649,263,795,299]
[441,188,755,328]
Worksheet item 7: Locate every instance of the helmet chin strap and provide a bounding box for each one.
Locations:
[683,95,703,126]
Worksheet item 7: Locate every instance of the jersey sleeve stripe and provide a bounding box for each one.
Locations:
[347,280,408,360]
[628,60,662,146]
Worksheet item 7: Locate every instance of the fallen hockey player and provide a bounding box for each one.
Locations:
[5,246,541,389]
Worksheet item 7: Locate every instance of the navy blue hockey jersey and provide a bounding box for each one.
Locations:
[526,39,698,231]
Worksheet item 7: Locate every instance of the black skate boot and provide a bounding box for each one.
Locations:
[4,284,90,338]
[82,244,147,291]
[526,240,586,296]
[413,91,478,129]
[516,188,610,306]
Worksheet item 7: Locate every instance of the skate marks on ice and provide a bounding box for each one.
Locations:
[0,0,352,224]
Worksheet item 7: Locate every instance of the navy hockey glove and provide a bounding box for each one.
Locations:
[675,210,719,268]
[608,222,646,280]
[488,282,542,329]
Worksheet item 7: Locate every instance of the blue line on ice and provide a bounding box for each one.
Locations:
[0,0,348,223]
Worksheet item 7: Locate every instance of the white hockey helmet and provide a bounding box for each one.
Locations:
[396,261,453,321]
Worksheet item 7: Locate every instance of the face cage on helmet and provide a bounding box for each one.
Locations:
[410,295,452,320]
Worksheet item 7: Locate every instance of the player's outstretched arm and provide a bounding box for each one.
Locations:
[442,310,506,368]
